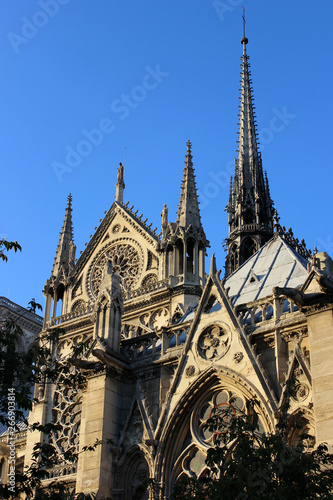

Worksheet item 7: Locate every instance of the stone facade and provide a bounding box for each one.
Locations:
[21,35,333,499]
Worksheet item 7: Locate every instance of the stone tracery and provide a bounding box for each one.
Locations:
[51,375,82,464]
[165,382,267,491]
[198,324,231,360]
[89,240,143,296]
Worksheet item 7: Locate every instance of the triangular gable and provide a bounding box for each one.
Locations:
[66,202,161,309]
[155,256,278,441]
[73,201,159,281]
[117,381,155,450]
[278,343,312,411]
[301,252,333,299]
[118,398,144,451]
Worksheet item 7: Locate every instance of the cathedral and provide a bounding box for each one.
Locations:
[18,32,333,499]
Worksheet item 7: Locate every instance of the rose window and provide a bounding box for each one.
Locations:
[173,387,267,485]
[195,390,245,446]
[198,325,231,360]
[90,242,142,295]
[51,381,82,462]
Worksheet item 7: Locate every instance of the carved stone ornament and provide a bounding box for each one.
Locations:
[88,240,143,296]
[185,365,195,377]
[136,467,147,482]
[112,223,121,234]
[198,325,231,360]
[233,352,244,363]
[292,383,310,402]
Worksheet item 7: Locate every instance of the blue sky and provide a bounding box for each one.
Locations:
[1,1,332,310]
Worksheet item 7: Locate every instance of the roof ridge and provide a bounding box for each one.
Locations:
[122,201,160,238]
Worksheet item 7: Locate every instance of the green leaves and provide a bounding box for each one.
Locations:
[172,396,333,499]
[0,238,22,261]
[0,298,103,499]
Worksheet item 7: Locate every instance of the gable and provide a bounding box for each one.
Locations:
[155,258,278,444]
[68,202,160,311]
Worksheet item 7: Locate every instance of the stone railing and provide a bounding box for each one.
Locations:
[121,332,159,360]
[236,295,298,327]
[46,304,92,327]
[47,464,77,478]
[126,273,198,300]
[0,296,43,324]
[229,223,267,236]
[121,324,191,361]
[127,278,170,299]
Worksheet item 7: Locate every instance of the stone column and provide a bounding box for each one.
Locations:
[75,370,124,498]
[306,308,333,447]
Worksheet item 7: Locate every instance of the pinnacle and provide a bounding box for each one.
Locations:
[51,194,75,278]
[176,141,202,230]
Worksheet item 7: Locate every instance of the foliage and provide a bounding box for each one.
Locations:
[0,293,99,499]
[0,299,42,429]
[171,396,333,499]
[0,238,22,262]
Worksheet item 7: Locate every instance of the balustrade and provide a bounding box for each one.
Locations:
[237,295,298,326]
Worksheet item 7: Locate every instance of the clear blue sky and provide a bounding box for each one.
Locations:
[1,1,332,310]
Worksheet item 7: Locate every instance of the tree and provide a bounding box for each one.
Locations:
[0,296,100,498]
[0,238,22,262]
[171,394,333,499]
[0,242,115,499]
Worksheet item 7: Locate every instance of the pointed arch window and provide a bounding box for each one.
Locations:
[175,239,184,275]
[186,238,195,274]
[230,244,238,273]
[241,237,257,263]
[244,208,255,224]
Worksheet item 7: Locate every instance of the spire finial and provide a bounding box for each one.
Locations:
[209,254,217,276]
[241,7,248,46]
[115,162,125,204]
[67,193,72,207]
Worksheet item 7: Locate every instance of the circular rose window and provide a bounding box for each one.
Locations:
[89,241,143,296]
[198,324,231,360]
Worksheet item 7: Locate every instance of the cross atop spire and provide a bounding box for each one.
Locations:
[51,194,75,278]
[176,140,202,230]
[242,6,247,42]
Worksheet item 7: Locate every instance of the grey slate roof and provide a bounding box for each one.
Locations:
[225,235,309,307]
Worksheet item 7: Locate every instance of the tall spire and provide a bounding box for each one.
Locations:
[160,141,209,287]
[176,140,202,230]
[225,28,273,276]
[51,194,75,278]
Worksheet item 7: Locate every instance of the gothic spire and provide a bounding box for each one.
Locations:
[225,33,273,276]
[51,194,75,278]
[237,36,261,190]
[176,140,202,230]
[160,141,208,286]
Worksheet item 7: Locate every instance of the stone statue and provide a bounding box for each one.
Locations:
[117,162,124,184]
